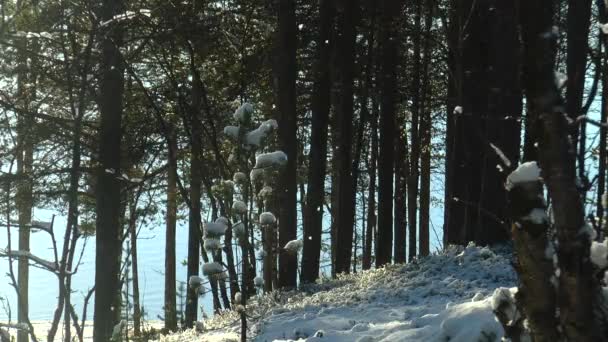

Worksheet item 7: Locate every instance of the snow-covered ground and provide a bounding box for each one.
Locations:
[155,243,517,342]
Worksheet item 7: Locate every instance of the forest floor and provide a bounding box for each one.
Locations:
[154,243,517,342]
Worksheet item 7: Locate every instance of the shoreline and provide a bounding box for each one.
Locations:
[1,320,166,341]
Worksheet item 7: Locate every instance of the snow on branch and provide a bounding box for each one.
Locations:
[0,249,58,272]
[505,162,541,190]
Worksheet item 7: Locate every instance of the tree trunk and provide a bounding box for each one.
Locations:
[365,99,379,269]
[275,0,298,289]
[566,0,592,192]
[93,0,125,339]
[599,45,608,230]
[333,0,358,275]
[520,0,605,338]
[418,0,433,257]
[444,0,521,246]
[128,198,141,336]
[16,47,34,342]
[15,3,35,340]
[394,111,408,263]
[408,0,422,261]
[377,0,401,267]
[164,125,178,332]
[184,70,204,328]
[301,0,333,285]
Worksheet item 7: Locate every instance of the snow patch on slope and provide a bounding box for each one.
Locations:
[155,243,516,342]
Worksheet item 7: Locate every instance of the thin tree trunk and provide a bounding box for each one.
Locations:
[566,0,592,192]
[364,99,379,269]
[408,0,422,260]
[418,0,433,257]
[394,112,408,263]
[93,0,125,338]
[127,198,141,336]
[15,3,34,339]
[599,45,608,231]
[164,125,178,332]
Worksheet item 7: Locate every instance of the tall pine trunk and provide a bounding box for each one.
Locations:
[276,0,298,289]
[566,0,592,190]
[363,101,378,270]
[408,0,422,260]
[301,0,333,284]
[164,125,178,331]
[93,0,125,338]
[333,0,358,275]
[184,70,204,328]
[418,0,433,257]
[377,0,402,267]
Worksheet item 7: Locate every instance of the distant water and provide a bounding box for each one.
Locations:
[0,209,214,322]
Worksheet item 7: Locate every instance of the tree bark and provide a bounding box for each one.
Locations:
[409,0,424,260]
[333,0,359,275]
[93,0,125,339]
[301,0,333,285]
[363,100,378,270]
[444,0,521,246]
[128,198,141,336]
[184,68,204,328]
[418,0,433,257]
[566,0,592,190]
[520,0,604,338]
[599,44,608,230]
[275,0,298,288]
[164,125,178,332]
[376,0,401,267]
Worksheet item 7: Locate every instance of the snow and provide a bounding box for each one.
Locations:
[233,172,247,183]
[250,168,264,182]
[204,238,222,251]
[554,71,567,89]
[202,262,224,276]
[215,216,230,226]
[245,119,278,146]
[111,320,126,341]
[283,239,303,253]
[156,244,516,342]
[260,212,277,225]
[255,151,288,169]
[522,208,548,225]
[233,103,253,123]
[258,186,273,198]
[506,161,541,190]
[224,125,240,139]
[232,200,248,214]
[204,222,227,236]
[232,222,245,237]
[189,275,204,289]
[591,239,608,268]
[254,276,264,287]
[489,143,511,168]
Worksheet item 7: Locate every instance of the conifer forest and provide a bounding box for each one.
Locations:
[1,0,608,341]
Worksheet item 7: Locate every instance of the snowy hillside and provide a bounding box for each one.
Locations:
[155,243,517,342]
